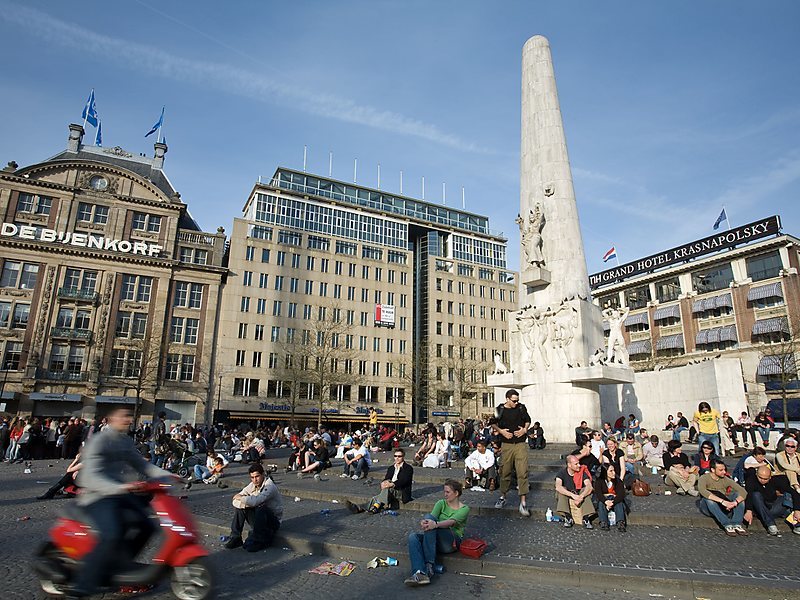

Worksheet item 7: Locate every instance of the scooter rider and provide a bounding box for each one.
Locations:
[69,405,172,598]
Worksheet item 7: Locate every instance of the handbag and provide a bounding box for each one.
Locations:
[459,537,488,559]
[632,479,651,496]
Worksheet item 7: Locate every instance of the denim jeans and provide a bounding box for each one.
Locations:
[231,504,280,547]
[757,427,770,444]
[700,492,744,527]
[697,433,720,456]
[343,457,368,477]
[749,491,790,527]
[407,513,459,575]
[194,464,211,480]
[672,427,687,442]
[597,501,626,525]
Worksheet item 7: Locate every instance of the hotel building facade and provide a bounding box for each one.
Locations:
[590,215,800,415]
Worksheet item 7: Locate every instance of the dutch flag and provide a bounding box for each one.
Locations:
[602,246,617,263]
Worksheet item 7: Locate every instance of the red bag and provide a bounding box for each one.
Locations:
[459,537,488,559]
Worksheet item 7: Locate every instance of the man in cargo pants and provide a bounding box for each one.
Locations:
[491,389,531,517]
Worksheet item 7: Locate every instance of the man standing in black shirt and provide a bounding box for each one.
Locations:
[491,389,531,516]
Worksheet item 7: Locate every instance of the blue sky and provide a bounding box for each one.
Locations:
[1,1,798,275]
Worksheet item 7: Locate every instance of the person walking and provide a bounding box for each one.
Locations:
[491,389,531,516]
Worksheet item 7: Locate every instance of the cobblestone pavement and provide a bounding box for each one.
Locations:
[2,449,797,599]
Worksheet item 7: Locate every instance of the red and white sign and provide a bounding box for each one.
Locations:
[374,304,395,327]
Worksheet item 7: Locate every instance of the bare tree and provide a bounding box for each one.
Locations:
[757,316,799,430]
[431,336,491,420]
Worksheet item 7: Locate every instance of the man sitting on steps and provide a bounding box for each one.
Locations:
[464,440,497,491]
[698,459,748,537]
[554,454,595,529]
[348,448,414,515]
[225,463,283,552]
[340,437,371,480]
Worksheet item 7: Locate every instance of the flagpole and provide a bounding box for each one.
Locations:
[82,88,93,132]
[158,107,165,144]
[615,254,620,267]
[724,205,731,231]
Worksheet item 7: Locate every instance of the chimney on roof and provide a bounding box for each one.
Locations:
[67,124,85,153]
[152,141,168,170]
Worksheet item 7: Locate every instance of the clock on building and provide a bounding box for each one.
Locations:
[89,175,108,191]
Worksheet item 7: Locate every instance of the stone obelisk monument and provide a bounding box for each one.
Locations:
[488,35,633,443]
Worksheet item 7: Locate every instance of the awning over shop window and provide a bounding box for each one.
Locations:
[1,390,18,400]
[653,304,681,321]
[655,334,684,350]
[748,282,783,302]
[757,354,797,376]
[692,293,733,313]
[752,317,790,336]
[30,393,82,402]
[226,411,410,424]
[627,340,652,355]
[95,395,137,404]
[698,325,739,344]
[624,312,649,327]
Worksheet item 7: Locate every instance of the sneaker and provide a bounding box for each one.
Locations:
[617,522,627,533]
[792,526,800,536]
[767,524,779,536]
[224,536,243,549]
[426,563,434,578]
[404,571,430,587]
[494,497,506,509]
[183,482,192,491]
[583,518,594,530]
[339,473,349,478]
[675,489,686,496]
[687,489,699,497]
[563,517,574,528]
[519,503,530,517]
[734,524,749,536]
[313,473,321,481]
[351,474,360,480]
[464,478,472,489]
[724,525,738,537]
[600,522,610,531]
[217,482,229,489]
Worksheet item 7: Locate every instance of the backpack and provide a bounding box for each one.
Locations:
[731,453,751,484]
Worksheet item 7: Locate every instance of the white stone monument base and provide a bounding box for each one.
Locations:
[520,382,601,444]
[521,266,551,287]
[489,365,634,388]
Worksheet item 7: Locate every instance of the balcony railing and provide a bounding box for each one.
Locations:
[36,369,88,382]
[57,288,99,303]
[177,230,218,246]
[50,327,93,342]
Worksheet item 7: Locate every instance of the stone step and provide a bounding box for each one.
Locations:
[187,484,800,599]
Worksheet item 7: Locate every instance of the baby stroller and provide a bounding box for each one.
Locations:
[164,438,204,478]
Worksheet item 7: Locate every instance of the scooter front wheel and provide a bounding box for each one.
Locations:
[170,557,213,600]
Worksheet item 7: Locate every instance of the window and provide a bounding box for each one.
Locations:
[598,293,621,310]
[169,317,198,344]
[242,271,253,286]
[233,378,259,396]
[240,297,250,312]
[271,326,280,342]
[109,349,142,377]
[117,311,147,339]
[288,302,298,318]
[335,261,343,275]
[254,324,264,341]
[305,280,314,295]
[173,282,203,308]
[259,273,269,288]
[245,246,254,261]
[235,349,246,366]
[747,251,782,282]
[274,276,284,291]
[373,337,381,352]
[77,202,108,224]
[17,192,52,215]
[320,258,329,273]
[252,351,262,368]
[290,278,299,293]
[1,261,39,289]
[2,341,22,370]
[692,263,734,294]
[63,268,97,294]
[319,282,328,297]
[238,323,248,339]
[121,275,153,302]
[306,256,315,270]
[333,284,341,299]
[272,300,282,316]
[625,285,651,310]
[303,304,312,320]
[131,212,162,233]
[268,353,278,369]
[358,385,379,402]
[257,298,266,314]
[164,354,195,381]
[181,355,195,381]
[292,254,301,268]
[261,248,270,263]
[276,251,286,266]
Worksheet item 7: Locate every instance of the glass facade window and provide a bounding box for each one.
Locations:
[17,192,52,215]
[692,263,734,293]
[746,251,782,282]
[655,277,681,303]
[121,275,153,302]
[625,285,651,309]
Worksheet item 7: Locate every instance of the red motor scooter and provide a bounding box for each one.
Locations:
[33,481,213,599]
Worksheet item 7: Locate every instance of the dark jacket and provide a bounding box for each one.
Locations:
[383,462,414,503]
[744,471,800,511]
[593,475,626,506]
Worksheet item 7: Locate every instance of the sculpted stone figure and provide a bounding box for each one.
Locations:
[516,202,545,268]
[515,305,552,370]
[492,353,508,375]
[602,306,630,365]
[548,302,578,367]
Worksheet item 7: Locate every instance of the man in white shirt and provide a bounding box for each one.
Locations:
[340,438,371,479]
[464,440,497,490]
[642,435,666,469]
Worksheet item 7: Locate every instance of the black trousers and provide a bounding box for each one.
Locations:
[231,505,280,547]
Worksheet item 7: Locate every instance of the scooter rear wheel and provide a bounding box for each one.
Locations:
[170,557,213,600]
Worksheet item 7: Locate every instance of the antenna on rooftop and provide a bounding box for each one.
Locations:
[399,170,403,194]
[442,182,446,205]
[303,145,307,172]
[329,151,333,177]
[377,163,381,190]
[462,186,465,209]
[354,158,358,183]
[421,176,425,200]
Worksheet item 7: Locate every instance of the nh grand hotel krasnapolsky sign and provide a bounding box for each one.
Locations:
[589,215,781,290]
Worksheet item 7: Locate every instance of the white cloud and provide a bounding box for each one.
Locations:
[0,3,491,154]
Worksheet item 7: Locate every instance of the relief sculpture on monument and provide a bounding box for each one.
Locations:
[516,202,545,268]
[602,306,630,366]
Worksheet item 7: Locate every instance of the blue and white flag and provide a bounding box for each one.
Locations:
[81,89,98,128]
[95,120,102,146]
[713,208,728,230]
[145,107,164,138]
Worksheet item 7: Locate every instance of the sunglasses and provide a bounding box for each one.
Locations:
[394,454,404,458]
